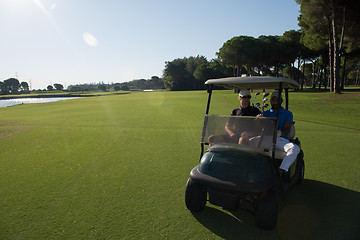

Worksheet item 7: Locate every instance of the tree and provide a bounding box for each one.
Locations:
[98,84,106,91]
[281,30,304,82]
[258,35,291,77]
[297,0,360,93]
[281,30,302,64]
[193,63,216,86]
[53,83,64,91]
[148,76,164,89]
[282,66,303,81]
[217,34,307,78]
[0,81,6,94]
[3,78,20,93]
[47,85,54,91]
[20,82,29,92]
[113,84,121,91]
[162,56,208,90]
[120,85,129,91]
[217,36,260,76]
[163,59,188,90]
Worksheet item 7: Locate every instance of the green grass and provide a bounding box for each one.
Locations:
[0,90,359,239]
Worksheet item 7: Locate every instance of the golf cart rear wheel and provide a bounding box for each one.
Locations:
[185,178,207,212]
[256,190,277,230]
[298,159,305,184]
[296,150,305,184]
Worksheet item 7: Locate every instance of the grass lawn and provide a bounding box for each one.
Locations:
[0,90,359,239]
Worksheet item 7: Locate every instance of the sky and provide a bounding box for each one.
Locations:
[0,0,300,90]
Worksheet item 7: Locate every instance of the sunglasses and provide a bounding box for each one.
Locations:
[241,96,251,99]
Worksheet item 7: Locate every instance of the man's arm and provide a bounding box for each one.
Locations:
[281,110,294,137]
[282,120,292,137]
[225,122,236,137]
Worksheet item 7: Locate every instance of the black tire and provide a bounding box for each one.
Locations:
[296,150,305,184]
[256,190,278,230]
[298,159,305,184]
[185,178,207,212]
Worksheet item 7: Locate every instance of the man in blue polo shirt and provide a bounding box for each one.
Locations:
[259,92,300,175]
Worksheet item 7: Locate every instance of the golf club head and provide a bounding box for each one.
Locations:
[262,103,269,111]
[255,92,260,96]
[263,92,270,97]
[263,98,268,102]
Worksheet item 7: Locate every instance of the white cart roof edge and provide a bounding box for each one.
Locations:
[205,76,300,90]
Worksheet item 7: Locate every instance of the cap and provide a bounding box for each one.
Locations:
[239,89,251,97]
[271,91,283,99]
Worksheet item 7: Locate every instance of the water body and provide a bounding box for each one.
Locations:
[0,97,81,108]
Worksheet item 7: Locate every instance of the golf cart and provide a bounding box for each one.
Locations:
[185,76,305,230]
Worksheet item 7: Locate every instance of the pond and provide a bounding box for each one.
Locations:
[0,97,81,108]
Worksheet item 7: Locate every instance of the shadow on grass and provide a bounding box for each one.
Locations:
[192,179,360,240]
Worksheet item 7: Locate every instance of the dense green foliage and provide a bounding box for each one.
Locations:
[217,33,303,78]
[67,76,164,92]
[297,0,360,93]
[0,78,21,94]
[162,56,233,91]
[0,79,62,95]
[0,90,359,239]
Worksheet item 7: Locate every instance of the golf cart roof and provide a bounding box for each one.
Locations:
[205,76,299,90]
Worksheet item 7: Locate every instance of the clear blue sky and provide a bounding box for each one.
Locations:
[0,0,300,90]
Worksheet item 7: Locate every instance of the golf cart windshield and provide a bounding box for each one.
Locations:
[201,115,277,151]
[199,76,299,159]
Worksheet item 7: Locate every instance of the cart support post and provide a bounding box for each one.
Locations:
[200,84,213,160]
[205,84,213,115]
[272,83,283,160]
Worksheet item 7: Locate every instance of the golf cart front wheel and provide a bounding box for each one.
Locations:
[256,190,278,230]
[185,178,207,212]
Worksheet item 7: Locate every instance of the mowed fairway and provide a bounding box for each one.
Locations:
[0,90,359,239]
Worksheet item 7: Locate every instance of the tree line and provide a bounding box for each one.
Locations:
[297,0,360,93]
[163,0,360,93]
[0,78,66,94]
[0,78,30,94]
[0,76,164,94]
[67,76,164,92]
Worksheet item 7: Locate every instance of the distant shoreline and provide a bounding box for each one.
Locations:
[0,94,97,100]
[0,91,133,100]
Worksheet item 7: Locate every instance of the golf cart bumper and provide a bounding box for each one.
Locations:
[190,165,279,209]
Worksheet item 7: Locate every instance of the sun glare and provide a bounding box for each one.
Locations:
[1,0,33,13]
[83,33,98,47]
[33,0,50,16]
[3,0,32,7]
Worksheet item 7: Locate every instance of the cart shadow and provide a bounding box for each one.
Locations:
[191,179,360,240]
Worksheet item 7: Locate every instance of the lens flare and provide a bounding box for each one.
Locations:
[83,32,98,47]
[49,3,56,10]
[33,0,50,16]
